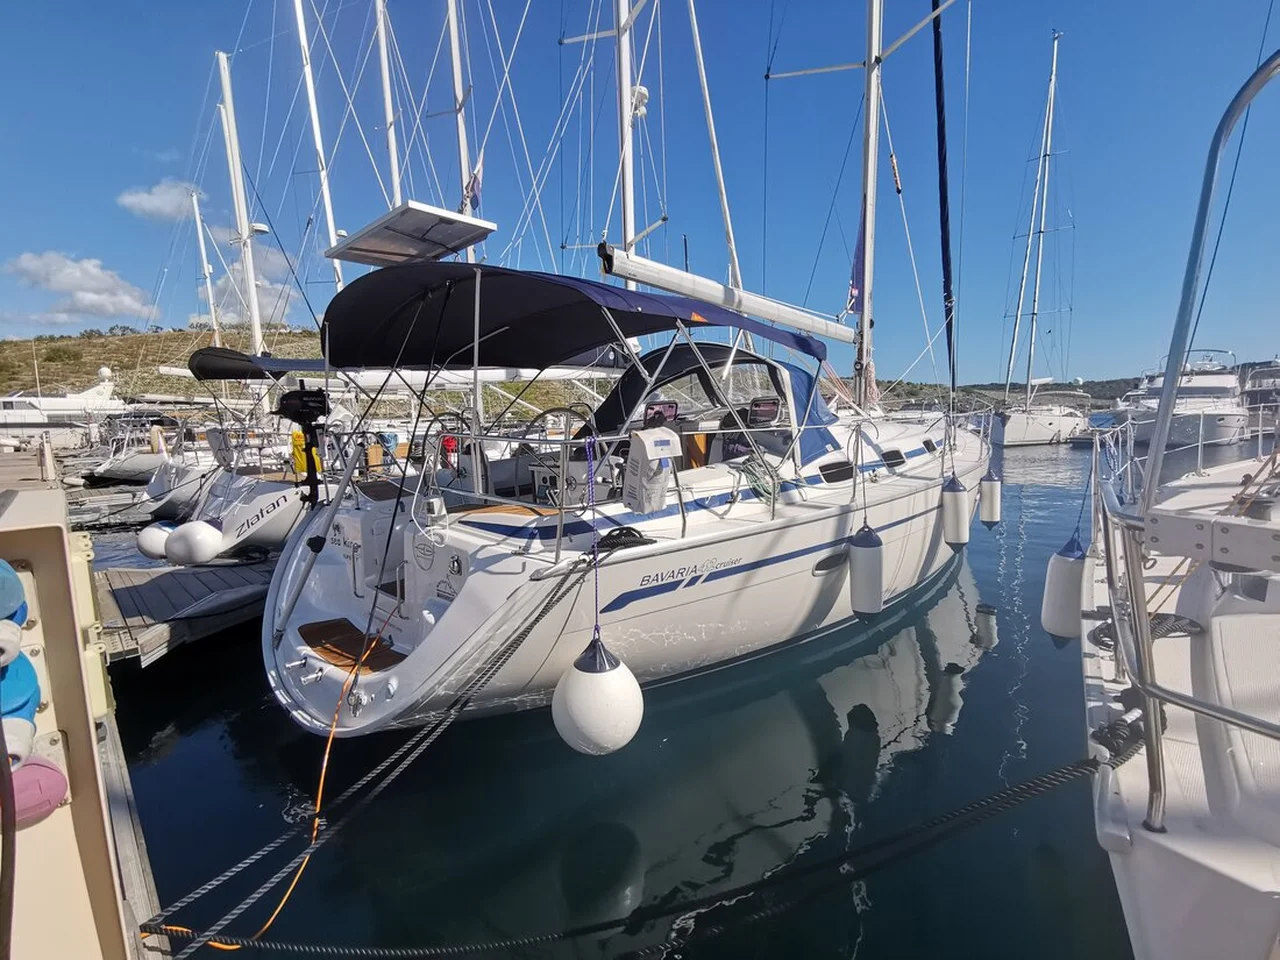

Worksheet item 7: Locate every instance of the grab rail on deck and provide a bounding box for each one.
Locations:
[1091,429,1280,833]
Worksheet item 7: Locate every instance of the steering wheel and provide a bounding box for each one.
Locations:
[517,407,605,492]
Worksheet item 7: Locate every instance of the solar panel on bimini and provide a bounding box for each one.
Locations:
[324,200,497,267]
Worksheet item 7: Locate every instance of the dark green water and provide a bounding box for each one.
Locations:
[108,444,1146,958]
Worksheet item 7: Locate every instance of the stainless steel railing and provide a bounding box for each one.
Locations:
[1090,423,1280,832]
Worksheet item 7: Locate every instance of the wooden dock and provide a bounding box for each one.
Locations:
[95,561,275,666]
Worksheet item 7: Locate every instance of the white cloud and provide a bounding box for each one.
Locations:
[0,310,77,327]
[204,228,290,282]
[207,224,236,245]
[117,179,201,221]
[3,251,153,320]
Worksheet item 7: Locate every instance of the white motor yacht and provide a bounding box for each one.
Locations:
[260,264,993,740]
[1111,351,1248,447]
[0,366,126,449]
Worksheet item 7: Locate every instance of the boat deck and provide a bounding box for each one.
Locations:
[95,560,275,666]
[1084,454,1280,959]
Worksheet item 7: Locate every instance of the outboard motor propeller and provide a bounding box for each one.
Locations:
[275,388,330,505]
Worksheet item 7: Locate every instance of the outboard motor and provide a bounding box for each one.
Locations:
[275,388,330,505]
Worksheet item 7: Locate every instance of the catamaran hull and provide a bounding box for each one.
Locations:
[263,451,988,737]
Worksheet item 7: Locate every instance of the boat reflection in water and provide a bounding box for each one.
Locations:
[331,554,993,954]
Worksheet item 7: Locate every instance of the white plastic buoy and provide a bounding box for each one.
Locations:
[164,520,224,566]
[0,620,21,668]
[979,469,1002,528]
[927,663,965,734]
[941,475,970,549]
[974,602,999,650]
[848,522,885,616]
[136,521,178,560]
[1041,532,1086,639]
[3,717,34,770]
[552,636,644,755]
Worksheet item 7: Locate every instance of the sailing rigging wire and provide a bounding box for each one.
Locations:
[307,0,391,206]
[1187,0,1276,354]
[801,95,865,308]
[880,96,943,392]
[760,0,791,296]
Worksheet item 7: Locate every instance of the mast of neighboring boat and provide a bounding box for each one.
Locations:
[1024,32,1061,412]
[687,0,751,360]
[615,0,637,290]
[445,0,476,267]
[374,0,402,209]
[190,191,222,349]
[216,51,265,358]
[1003,39,1054,407]
[855,0,884,408]
[293,0,344,291]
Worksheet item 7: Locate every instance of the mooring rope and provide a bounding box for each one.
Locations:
[145,730,1144,957]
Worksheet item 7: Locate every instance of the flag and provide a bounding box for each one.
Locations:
[848,198,866,314]
[865,358,880,409]
[465,149,484,214]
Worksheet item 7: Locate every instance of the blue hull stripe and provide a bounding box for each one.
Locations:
[599,503,942,613]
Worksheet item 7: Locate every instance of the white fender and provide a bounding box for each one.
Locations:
[848,522,885,616]
[1041,533,1086,638]
[941,475,970,549]
[552,638,644,755]
[0,620,21,668]
[136,521,178,561]
[3,717,34,770]
[979,469,1002,528]
[165,520,225,566]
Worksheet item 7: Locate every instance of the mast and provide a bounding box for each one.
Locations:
[1024,32,1061,411]
[615,0,637,290]
[1002,43,1053,405]
[855,0,884,407]
[929,0,957,407]
[293,0,344,290]
[375,0,402,208]
[216,51,264,357]
[687,0,741,289]
[191,191,222,349]
[445,0,476,265]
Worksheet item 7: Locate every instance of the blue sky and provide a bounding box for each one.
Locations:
[0,0,1277,384]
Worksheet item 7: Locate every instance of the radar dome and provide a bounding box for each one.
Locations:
[97,366,113,382]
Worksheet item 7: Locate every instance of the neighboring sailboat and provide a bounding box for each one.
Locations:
[260,0,993,741]
[993,33,1088,448]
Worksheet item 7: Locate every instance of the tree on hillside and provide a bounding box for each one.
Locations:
[78,328,105,339]
[107,324,134,336]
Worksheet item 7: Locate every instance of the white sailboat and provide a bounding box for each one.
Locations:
[993,34,1088,448]
[1061,47,1280,960]
[259,0,994,742]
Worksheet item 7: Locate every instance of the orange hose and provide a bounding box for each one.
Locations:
[143,610,395,951]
